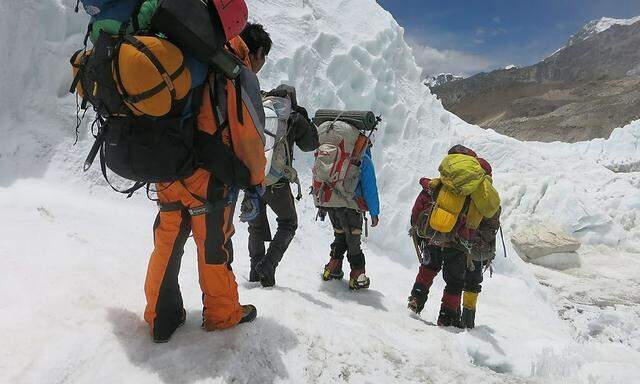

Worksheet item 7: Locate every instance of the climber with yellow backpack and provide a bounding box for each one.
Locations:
[407,145,500,327]
[70,0,266,343]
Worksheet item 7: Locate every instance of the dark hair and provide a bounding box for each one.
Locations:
[239,23,272,56]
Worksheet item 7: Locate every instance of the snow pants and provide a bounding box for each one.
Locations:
[464,260,485,293]
[422,246,467,295]
[463,260,486,312]
[327,208,365,270]
[247,183,298,269]
[144,169,243,339]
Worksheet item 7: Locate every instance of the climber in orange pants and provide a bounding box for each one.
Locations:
[144,28,267,343]
[144,169,250,343]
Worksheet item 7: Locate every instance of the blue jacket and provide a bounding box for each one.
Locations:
[355,147,380,217]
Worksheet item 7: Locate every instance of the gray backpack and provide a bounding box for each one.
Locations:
[263,96,293,186]
[312,120,368,210]
[262,95,305,199]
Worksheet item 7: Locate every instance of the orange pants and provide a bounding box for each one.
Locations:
[144,169,243,338]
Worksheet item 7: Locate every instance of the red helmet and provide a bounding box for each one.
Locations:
[212,0,249,41]
[448,144,477,158]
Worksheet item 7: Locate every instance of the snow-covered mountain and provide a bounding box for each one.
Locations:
[2,1,640,383]
[432,16,640,142]
[567,15,640,46]
[424,73,464,88]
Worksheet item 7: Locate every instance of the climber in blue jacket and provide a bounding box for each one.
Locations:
[322,143,380,290]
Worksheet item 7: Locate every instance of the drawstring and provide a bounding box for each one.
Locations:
[75,0,80,12]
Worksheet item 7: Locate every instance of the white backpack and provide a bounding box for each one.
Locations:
[312,120,368,210]
[262,96,293,186]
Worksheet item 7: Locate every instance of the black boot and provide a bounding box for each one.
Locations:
[257,257,277,287]
[408,283,428,314]
[461,307,476,329]
[239,304,258,324]
[437,307,462,328]
[153,309,186,343]
[249,256,263,282]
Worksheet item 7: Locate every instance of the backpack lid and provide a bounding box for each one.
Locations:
[263,96,292,120]
[80,0,139,20]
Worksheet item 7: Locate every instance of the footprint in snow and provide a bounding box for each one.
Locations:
[37,206,55,221]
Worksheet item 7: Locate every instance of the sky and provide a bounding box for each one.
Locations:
[377,0,640,78]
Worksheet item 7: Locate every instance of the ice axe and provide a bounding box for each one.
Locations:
[409,226,427,265]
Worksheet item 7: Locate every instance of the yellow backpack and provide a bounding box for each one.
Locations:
[428,154,501,234]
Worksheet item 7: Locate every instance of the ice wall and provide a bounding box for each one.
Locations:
[0,0,88,185]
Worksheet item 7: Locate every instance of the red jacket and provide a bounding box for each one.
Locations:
[411,178,433,226]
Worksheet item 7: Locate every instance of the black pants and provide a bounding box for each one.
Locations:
[424,246,466,296]
[463,260,485,293]
[248,183,298,267]
[328,207,365,270]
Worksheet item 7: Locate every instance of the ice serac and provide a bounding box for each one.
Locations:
[249,0,640,259]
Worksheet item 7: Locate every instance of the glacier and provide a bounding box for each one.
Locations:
[1,0,639,383]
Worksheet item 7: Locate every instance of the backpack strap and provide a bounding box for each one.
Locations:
[234,77,243,125]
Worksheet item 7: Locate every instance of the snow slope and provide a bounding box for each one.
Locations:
[1,0,639,383]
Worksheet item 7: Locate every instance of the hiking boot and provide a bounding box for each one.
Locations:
[152,309,186,343]
[322,258,344,281]
[408,295,427,314]
[408,283,429,314]
[239,304,258,324]
[437,307,462,328]
[249,257,262,282]
[257,258,276,287]
[348,269,370,290]
[460,307,476,329]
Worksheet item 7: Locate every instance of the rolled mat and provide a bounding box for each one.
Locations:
[312,109,378,131]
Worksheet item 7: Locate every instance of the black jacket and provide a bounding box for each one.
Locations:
[286,106,319,165]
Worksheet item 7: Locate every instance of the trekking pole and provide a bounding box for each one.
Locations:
[499,226,507,258]
[363,214,369,237]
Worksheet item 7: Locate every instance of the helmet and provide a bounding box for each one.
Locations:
[477,158,493,176]
[448,144,477,158]
[211,0,249,41]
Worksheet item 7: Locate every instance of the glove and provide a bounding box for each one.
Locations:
[226,186,239,206]
[239,185,265,223]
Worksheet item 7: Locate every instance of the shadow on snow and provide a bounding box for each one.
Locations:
[107,307,299,384]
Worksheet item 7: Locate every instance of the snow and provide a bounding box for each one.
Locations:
[580,15,640,37]
[562,14,640,50]
[1,0,639,383]
[424,73,464,87]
